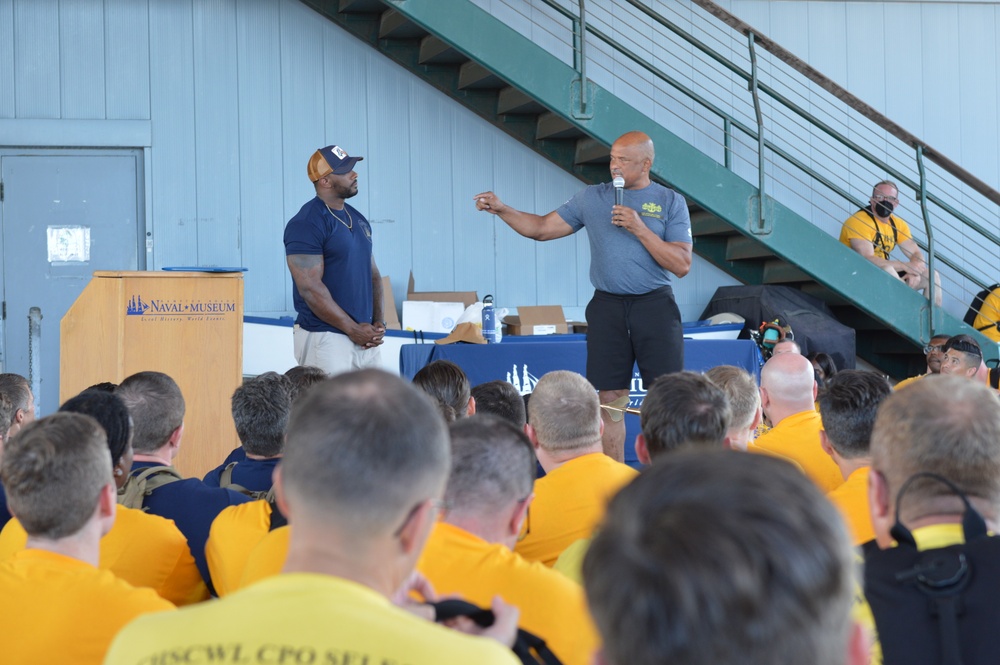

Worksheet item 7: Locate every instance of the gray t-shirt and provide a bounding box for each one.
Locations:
[558,181,691,294]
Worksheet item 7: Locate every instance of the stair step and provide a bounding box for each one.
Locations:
[574,137,609,165]
[339,0,386,11]
[418,35,465,65]
[690,212,736,236]
[799,282,849,306]
[458,61,504,90]
[726,235,774,261]
[497,87,546,115]
[537,113,583,140]
[762,259,811,284]
[378,9,426,40]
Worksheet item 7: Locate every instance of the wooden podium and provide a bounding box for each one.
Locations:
[61,271,244,478]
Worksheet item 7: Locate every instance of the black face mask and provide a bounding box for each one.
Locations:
[874,200,894,217]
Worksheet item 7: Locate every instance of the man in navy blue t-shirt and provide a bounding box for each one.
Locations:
[117,371,250,594]
[284,145,386,376]
[474,131,693,462]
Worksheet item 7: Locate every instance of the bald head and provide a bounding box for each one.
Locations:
[613,131,654,161]
[761,353,817,418]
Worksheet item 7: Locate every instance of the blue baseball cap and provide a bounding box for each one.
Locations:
[307,145,364,182]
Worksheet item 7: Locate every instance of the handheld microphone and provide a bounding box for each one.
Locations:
[613,177,625,206]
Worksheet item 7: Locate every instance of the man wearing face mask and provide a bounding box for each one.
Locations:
[840,181,940,303]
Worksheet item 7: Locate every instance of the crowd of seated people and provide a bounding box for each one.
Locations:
[1,330,998,665]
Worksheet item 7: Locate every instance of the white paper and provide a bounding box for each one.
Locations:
[532,324,558,335]
[47,226,91,263]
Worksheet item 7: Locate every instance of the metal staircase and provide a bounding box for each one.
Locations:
[302,0,1000,378]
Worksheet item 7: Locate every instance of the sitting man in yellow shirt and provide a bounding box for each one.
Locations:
[894,334,950,391]
[817,370,892,547]
[514,371,638,567]
[749,353,844,492]
[704,365,762,451]
[0,412,174,665]
[584,449,868,665]
[105,370,519,665]
[0,388,207,605]
[863,374,1000,664]
[839,180,940,304]
[417,414,600,665]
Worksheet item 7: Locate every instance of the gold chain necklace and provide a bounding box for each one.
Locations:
[325,203,353,230]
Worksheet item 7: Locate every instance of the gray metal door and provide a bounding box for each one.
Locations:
[0,150,144,415]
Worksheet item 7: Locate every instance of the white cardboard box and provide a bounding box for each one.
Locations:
[402,301,466,333]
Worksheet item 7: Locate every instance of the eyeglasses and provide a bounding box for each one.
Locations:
[873,194,899,204]
[392,497,446,537]
[516,497,531,542]
[923,344,945,354]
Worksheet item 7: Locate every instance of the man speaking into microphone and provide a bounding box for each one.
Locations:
[474,131,692,462]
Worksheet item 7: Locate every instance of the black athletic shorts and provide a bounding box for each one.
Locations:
[585,286,684,391]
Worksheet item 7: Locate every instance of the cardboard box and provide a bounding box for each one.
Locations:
[402,301,466,334]
[382,276,401,330]
[503,305,568,336]
[406,271,478,308]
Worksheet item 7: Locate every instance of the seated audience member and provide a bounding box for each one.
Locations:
[864,375,1000,663]
[203,374,294,595]
[584,449,865,665]
[0,393,14,527]
[704,365,762,451]
[808,352,838,389]
[894,334,950,391]
[772,338,802,355]
[817,371,892,546]
[636,371,731,463]
[840,180,940,304]
[418,415,599,665]
[938,334,983,381]
[116,371,250,593]
[749,353,844,492]
[105,370,519,665]
[413,360,475,422]
[470,380,527,429]
[218,366,328,468]
[283,364,329,400]
[514,371,637,567]
[0,413,174,664]
[0,390,208,605]
[203,372,292,493]
[556,371,732,582]
[0,373,35,439]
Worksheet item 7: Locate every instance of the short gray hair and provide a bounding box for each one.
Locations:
[527,371,601,452]
[444,415,535,516]
[117,371,185,453]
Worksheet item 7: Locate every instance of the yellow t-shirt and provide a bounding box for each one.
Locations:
[514,453,638,567]
[205,499,275,597]
[826,466,875,546]
[0,549,174,664]
[893,373,926,391]
[748,410,844,493]
[417,521,599,665]
[839,209,913,261]
[0,505,207,606]
[105,573,519,665]
[973,289,1000,342]
[239,524,290,590]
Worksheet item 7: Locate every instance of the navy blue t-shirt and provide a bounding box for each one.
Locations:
[129,461,251,593]
[203,457,280,494]
[283,197,375,334]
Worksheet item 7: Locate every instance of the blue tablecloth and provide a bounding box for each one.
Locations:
[400,336,762,464]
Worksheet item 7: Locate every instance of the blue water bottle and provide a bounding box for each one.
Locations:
[482,295,496,344]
